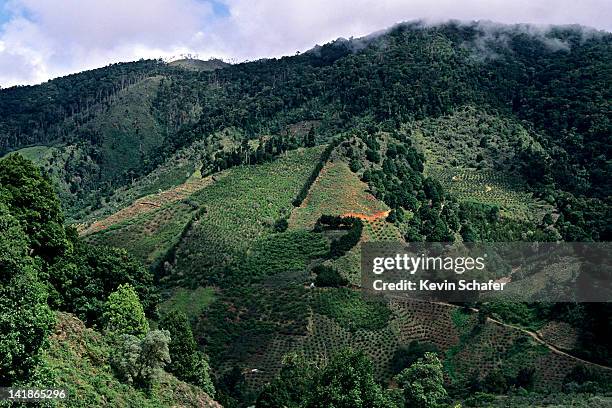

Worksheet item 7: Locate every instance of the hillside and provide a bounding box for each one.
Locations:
[77,134,611,406]
[39,313,221,408]
[0,20,610,408]
[1,22,609,222]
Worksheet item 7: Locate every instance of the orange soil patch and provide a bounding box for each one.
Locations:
[341,210,390,222]
[80,173,222,235]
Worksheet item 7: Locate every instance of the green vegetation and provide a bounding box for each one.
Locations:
[0,155,218,404]
[426,168,550,222]
[85,201,197,265]
[290,160,389,229]
[0,204,55,386]
[103,283,150,338]
[390,341,440,376]
[256,349,395,408]
[34,313,218,407]
[158,287,216,322]
[395,352,447,408]
[159,310,215,396]
[112,330,171,388]
[313,288,391,332]
[313,265,348,288]
[168,146,326,284]
[243,230,329,281]
[0,20,611,407]
[48,241,156,326]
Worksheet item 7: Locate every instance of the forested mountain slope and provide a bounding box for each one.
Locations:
[1,21,610,221]
[1,20,610,408]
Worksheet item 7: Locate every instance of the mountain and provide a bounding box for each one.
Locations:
[0,20,610,407]
[168,58,230,71]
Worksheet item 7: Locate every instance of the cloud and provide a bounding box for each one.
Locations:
[0,0,610,87]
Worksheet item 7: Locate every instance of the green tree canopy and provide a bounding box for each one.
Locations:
[159,310,214,396]
[0,154,69,261]
[256,353,316,408]
[395,352,447,408]
[103,283,149,338]
[112,330,171,388]
[49,242,156,326]
[0,204,55,385]
[304,348,394,408]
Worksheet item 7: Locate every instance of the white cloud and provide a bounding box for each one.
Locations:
[1,0,610,87]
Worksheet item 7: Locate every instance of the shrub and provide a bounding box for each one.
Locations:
[390,341,440,375]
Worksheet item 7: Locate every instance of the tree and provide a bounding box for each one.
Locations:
[256,353,315,408]
[304,348,395,408]
[112,330,171,388]
[313,265,348,288]
[274,218,289,232]
[49,242,156,326]
[305,126,316,147]
[390,341,439,375]
[395,352,447,408]
[0,203,55,385]
[103,283,149,337]
[159,310,214,396]
[0,154,69,262]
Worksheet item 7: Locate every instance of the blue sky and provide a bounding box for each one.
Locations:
[0,0,610,87]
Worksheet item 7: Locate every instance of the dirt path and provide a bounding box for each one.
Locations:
[386,295,611,371]
[423,298,612,371]
[484,315,612,371]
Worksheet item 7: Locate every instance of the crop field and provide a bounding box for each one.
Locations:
[301,313,400,377]
[312,288,391,332]
[84,201,196,265]
[238,296,611,392]
[409,107,538,173]
[326,245,362,284]
[80,170,217,235]
[289,160,389,229]
[243,230,329,281]
[426,167,551,221]
[197,285,312,372]
[170,146,327,283]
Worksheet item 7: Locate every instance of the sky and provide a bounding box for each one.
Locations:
[0,0,610,87]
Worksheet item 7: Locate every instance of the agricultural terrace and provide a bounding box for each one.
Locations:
[289,160,390,229]
[427,168,551,222]
[80,170,217,235]
[84,201,196,265]
[170,146,327,281]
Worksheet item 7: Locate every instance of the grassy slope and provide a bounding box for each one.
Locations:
[37,312,220,408]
